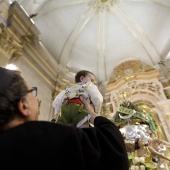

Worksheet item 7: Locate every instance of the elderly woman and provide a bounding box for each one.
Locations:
[0,66,129,170]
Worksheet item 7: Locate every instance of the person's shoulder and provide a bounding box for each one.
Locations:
[12,121,76,133]
[23,121,73,128]
[54,90,66,99]
[93,116,117,127]
[4,121,79,141]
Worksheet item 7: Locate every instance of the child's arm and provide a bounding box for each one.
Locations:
[52,90,65,116]
[87,82,103,114]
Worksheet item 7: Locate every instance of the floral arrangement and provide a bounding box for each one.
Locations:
[128,152,157,170]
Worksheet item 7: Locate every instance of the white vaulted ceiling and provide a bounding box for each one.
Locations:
[10,0,170,82]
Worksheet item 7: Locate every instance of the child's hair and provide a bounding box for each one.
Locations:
[75,70,95,83]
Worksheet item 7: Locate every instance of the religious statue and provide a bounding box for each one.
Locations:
[112,101,170,170]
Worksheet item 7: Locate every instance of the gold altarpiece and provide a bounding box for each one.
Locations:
[105,60,170,170]
[106,60,170,140]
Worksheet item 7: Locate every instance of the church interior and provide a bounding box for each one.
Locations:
[0,0,170,169]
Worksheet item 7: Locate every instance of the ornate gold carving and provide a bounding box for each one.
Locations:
[0,24,23,61]
[112,80,162,104]
[109,60,155,82]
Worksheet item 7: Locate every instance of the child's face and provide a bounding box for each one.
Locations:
[81,73,96,84]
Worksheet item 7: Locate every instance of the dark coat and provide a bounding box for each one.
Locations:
[0,116,129,170]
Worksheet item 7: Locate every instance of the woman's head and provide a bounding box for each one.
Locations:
[0,67,39,128]
[75,70,96,83]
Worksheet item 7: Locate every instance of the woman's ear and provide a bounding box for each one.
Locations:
[17,99,30,116]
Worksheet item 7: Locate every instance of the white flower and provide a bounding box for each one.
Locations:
[139,157,145,163]
[130,165,135,170]
[133,157,139,164]
[140,165,145,170]
[135,165,139,170]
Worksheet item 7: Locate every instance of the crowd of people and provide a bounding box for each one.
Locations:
[0,66,129,169]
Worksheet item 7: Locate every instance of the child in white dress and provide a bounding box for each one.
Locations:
[52,70,103,128]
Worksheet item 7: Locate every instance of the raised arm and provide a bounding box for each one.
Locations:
[52,90,65,116]
[80,95,98,124]
[79,95,129,170]
[86,82,103,114]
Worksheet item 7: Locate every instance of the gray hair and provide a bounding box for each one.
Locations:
[0,67,28,126]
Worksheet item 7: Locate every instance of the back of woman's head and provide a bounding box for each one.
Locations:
[75,70,95,83]
[0,67,28,126]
